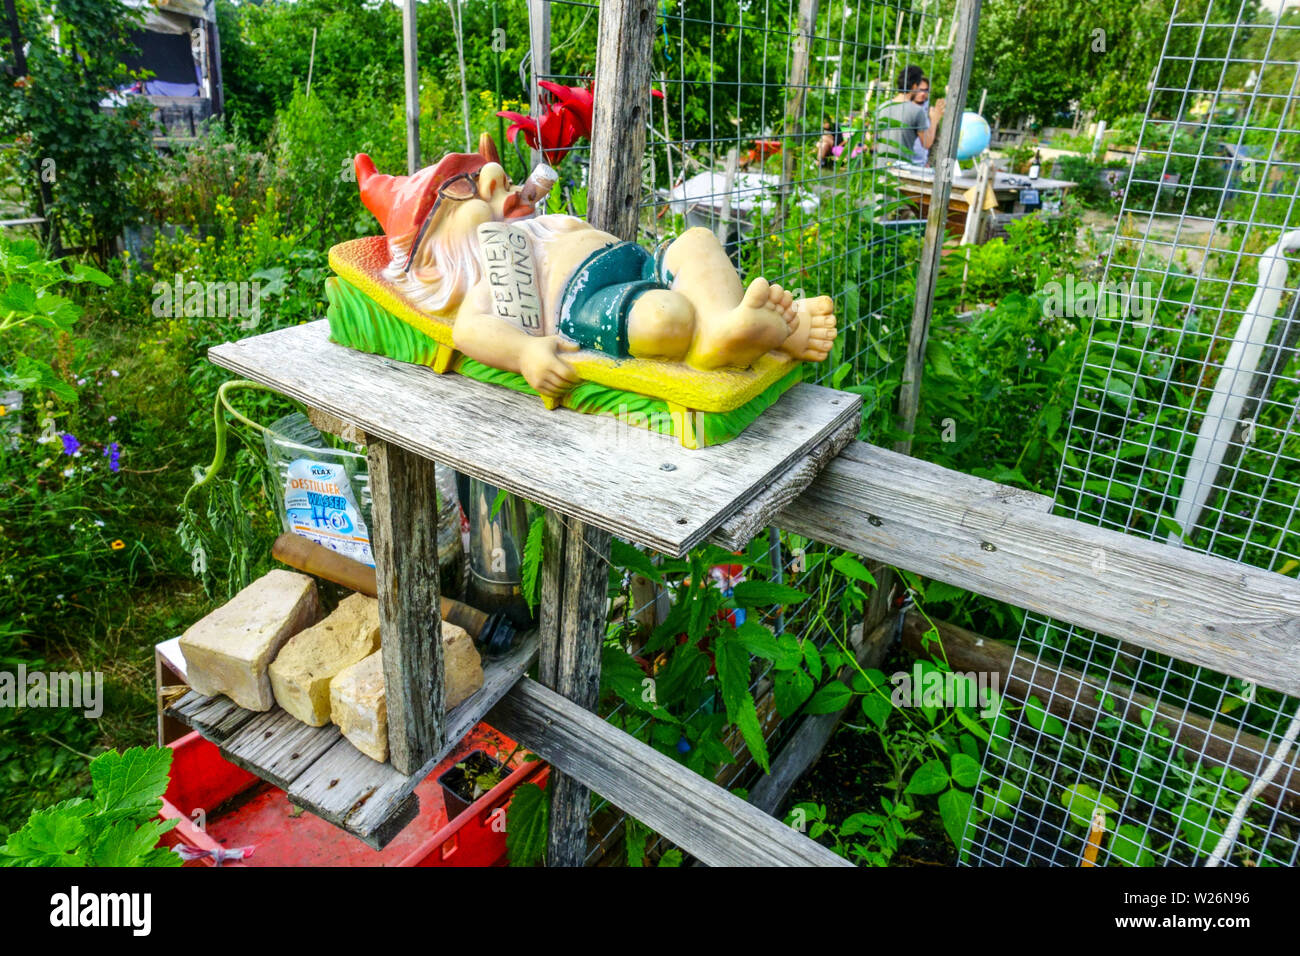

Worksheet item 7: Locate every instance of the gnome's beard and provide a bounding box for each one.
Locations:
[383,221,485,315]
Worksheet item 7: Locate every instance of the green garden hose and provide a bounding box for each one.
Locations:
[180,379,277,514]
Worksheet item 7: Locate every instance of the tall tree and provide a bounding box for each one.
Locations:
[0,0,155,259]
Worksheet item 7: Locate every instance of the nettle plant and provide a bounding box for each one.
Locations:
[599,534,878,779]
[787,593,1015,866]
[1,746,180,867]
[0,236,110,402]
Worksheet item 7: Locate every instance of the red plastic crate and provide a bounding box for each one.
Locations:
[159,725,549,866]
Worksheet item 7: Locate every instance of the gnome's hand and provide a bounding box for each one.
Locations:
[520,336,581,398]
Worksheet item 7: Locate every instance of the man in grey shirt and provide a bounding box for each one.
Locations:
[876,66,943,166]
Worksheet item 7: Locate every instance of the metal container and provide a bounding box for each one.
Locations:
[458,474,534,628]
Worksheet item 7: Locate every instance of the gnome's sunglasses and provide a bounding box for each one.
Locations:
[403,171,481,274]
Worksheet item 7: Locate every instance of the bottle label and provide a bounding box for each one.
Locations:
[284,459,375,566]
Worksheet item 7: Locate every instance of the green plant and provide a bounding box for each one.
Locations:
[0,746,180,866]
[0,236,110,402]
[504,780,549,867]
[786,797,923,866]
[0,0,155,260]
[1001,139,1038,175]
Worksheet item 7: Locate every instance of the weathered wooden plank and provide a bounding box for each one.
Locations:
[488,678,851,866]
[777,441,1300,697]
[287,736,417,849]
[368,438,444,774]
[218,708,342,791]
[894,0,983,453]
[708,405,860,550]
[587,0,655,241]
[209,320,859,557]
[166,693,260,744]
[538,514,612,866]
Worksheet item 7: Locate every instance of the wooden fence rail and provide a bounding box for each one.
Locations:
[777,441,1300,698]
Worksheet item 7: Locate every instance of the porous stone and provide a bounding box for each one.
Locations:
[269,593,382,726]
[442,621,485,709]
[330,650,388,762]
[331,623,485,763]
[180,570,319,711]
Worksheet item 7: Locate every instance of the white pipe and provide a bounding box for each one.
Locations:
[1167,229,1300,546]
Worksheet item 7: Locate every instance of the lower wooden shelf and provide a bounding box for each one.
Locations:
[165,631,538,849]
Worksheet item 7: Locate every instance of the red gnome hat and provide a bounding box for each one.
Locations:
[355,134,501,241]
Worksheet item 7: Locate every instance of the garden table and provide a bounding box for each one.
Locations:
[166,318,860,854]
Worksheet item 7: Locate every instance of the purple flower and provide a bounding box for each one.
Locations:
[103,442,121,473]
[107,415,117,424]
[60,433,80,456]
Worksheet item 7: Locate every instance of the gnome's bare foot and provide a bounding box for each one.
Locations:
[779,295,838,362]
[686,278,797,370]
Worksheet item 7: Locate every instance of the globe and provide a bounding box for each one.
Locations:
[956,112,991,161]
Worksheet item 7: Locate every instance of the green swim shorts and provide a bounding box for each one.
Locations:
[557,239,674,357]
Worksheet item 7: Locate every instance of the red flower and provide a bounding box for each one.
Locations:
[499,82,665,164]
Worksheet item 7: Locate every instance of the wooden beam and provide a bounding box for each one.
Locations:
[587,0,656,241]
[367,439,444,774]
[538,513,612,866]
[899,614,1300,812]
[776,441,1300,697]
[894,0,983,453]
[488,678,852,866]
[210,322,858,558]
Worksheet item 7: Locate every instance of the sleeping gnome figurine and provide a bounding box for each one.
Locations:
[323,134,837,448]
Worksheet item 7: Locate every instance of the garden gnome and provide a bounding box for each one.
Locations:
[353,138,837,398]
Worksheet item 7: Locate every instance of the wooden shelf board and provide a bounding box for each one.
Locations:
[209,320,861,557]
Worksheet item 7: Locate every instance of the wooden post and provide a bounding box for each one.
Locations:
[587,0,656,240]
[402,0,420,174]
[536,0,651,864]
[893,0,982,454]
[538,514,612,865]
[777,0,818,231]
[367,440,445,775]
[528,0,551,170]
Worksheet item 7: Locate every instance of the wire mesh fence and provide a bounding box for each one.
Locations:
[525,0,949,863]
[964,0,1300,868]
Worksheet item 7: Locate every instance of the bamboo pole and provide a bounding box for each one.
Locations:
[893,0,983,454]
[402,0,420,174]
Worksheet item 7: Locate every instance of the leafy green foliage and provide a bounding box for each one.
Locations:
[1,747,179,867]
[0,0,155,259]
[970,0,1229,123]
[505,781,549,867]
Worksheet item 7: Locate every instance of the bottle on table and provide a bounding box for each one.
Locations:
[1029,149,1041,180]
